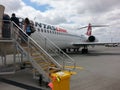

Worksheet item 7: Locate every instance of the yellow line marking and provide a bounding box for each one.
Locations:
[65,66,84,70]
[70,71,77,75]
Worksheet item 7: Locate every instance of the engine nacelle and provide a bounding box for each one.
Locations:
[88,35,96,42]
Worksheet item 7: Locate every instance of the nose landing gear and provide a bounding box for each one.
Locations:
[81,46,88,54]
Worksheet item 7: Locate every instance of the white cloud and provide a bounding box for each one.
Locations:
[0,0,120,34]
[0,0,23,15]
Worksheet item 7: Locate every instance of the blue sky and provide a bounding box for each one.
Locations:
[22,0,53,12]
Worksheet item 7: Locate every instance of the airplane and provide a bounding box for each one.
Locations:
[31,21,116,54]
[0,15,117,55]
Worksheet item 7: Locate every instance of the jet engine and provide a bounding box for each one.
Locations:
[88,35,96,42]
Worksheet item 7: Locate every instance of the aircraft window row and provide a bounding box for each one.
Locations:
[37,28,80,38]
[38,28,68,36]
[38,28,81,38]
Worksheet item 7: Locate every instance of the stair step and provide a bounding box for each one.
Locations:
[49,69,60,73]
[34,57,42,61]
[21,43,28,47]
[40,64,49,68]
[31,52,43,56]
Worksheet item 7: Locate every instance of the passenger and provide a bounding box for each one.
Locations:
[24,18,31,36]
[10,13,19,26]
[11,13,21,42]
[30,20,36,33]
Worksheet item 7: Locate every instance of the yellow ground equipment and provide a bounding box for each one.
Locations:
[49,71,72,90]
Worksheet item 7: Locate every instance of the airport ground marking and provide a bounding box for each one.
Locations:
[65,66,84,70]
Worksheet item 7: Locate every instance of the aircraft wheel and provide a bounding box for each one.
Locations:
[81,49,85,54]
[62,49,67,53]
[81,49,88,54]
[85,49,88,54]
[67,48,71,53]
[74,48,79,52]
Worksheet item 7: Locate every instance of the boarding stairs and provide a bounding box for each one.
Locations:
[31,27,76,71]
[0,21,76,82]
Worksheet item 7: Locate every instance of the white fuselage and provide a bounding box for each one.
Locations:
[32,22,89,49]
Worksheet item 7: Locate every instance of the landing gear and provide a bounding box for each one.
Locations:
[81,46,88,54]
[62,47,88,54]
[64,48,80,53]
[62,49,67,53]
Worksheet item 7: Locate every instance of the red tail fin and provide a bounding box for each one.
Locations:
[86,23,92,36]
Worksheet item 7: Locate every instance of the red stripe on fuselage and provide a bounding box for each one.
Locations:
[56,27,67,33]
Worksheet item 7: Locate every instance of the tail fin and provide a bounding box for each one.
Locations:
[86,23,92,36]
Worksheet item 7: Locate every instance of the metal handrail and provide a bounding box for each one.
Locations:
[32,28,76,71]
[10,21,63,81]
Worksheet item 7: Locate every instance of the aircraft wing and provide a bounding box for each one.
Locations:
[72,42,120,46]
